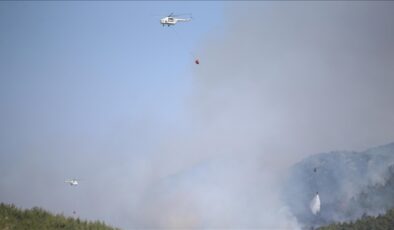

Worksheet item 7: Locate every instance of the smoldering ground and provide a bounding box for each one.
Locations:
[1,1,394,229]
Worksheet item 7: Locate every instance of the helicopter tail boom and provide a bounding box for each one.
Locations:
[176,18,192,22]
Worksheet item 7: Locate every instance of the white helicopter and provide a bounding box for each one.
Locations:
[65,179,80,186]
[160,13,192,27]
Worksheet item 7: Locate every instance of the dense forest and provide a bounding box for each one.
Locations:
[0,203,119,230]
[318,208,394,230]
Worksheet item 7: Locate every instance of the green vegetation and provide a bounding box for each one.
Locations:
[318,208,394,230]
[0,203,119,230]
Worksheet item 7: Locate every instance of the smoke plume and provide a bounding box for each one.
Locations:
[1,2,394,229]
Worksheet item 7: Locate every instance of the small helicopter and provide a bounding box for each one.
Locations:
[65,179,80,186]
[160,13,192,27]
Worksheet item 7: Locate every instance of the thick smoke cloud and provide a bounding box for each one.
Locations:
[1,2,394,229]
[131,2,394,228]
[194,1,394,159]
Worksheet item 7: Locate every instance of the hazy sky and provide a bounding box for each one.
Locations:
[1,1,394,229]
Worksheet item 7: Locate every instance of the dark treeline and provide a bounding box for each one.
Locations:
[0,203,119,230]
[318,208,394,230]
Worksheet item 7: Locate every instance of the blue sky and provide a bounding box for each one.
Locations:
[0,1,223,156]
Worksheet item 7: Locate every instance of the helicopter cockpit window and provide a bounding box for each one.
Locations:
[168,18,174,22]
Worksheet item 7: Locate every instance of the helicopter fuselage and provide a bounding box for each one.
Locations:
[160,17,190,26]
[65,180,79,186]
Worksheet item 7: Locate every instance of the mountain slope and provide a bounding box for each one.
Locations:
[282,142,394,228]
[0,203,119,230]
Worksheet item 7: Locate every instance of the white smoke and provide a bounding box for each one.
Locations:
[130,2,394,229]
[1,2,394,229]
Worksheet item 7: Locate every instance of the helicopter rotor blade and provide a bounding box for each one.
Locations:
[172,13,192,17]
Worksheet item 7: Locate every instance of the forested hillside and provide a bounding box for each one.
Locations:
[318,208,394,230]
[282,143,394,228]
[0,203,119,230]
